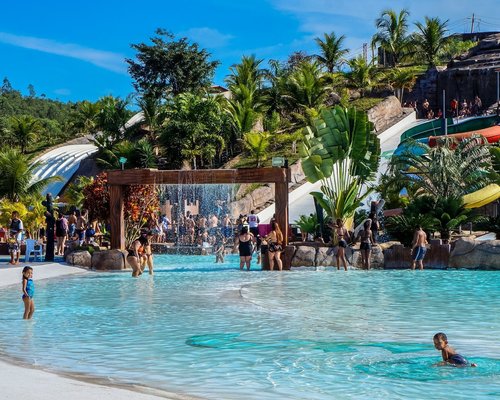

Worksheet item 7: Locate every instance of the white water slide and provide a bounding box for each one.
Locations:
[32,144,98,196]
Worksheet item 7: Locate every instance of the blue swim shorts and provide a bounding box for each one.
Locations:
[412,246,427,261]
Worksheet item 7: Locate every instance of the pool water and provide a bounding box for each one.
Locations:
[0,254,499,399]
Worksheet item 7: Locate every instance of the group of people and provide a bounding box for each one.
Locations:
[404,95,484,120]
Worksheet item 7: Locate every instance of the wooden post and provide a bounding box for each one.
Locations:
[109,185,125,250]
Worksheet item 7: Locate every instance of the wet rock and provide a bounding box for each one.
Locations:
[91,249,129,270]
[291,246,316,267]
[449,238,500,270]
[315,246,337,266]
[66,251,91,268]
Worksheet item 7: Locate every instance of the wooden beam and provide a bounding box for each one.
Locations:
[109,185,125,250]
[275,171,290,246]
[107,168,289,185]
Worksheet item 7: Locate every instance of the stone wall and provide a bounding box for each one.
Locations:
[366,96,404,132]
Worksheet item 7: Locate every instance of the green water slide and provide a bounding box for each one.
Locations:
[400,115,500,143]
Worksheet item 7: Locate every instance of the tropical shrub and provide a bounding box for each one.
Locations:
[294,214,318,239]
[82,172,159,246]
[300,106,380,233]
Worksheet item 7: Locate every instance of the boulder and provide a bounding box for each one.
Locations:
[291,246,316,267]
[289,160,306,184]
[91,249,129,271]
[449,238,500,270]
[315,246,337,266]
[366,96,402,132]
[66,251,92,268]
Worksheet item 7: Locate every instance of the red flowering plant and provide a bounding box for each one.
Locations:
[82,172,159,247]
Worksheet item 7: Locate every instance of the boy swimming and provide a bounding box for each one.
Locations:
[433,332,477,367]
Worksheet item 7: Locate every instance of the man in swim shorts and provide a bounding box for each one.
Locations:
[411,225,428,270]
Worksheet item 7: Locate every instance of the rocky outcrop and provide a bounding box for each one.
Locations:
[92,249,129,270]
[449,238,500,270]
[366,96,403,132]
[291,246,316,267]
[66,251,92,268]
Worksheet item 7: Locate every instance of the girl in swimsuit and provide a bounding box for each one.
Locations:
[265,222,283,271]
[356,220,373,270]
[22,266,35,319]
[335,219,349,271]
[235,226,253,270]
[127,234,150,277]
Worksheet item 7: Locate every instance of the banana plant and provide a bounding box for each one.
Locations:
[300,106,380,230]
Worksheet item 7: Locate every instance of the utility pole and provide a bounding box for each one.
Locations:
[363,43,368,63]
[471,13,475,33]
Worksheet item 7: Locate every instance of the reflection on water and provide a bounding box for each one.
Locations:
[0,254,498,400]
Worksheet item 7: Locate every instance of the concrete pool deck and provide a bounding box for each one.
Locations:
[0,262,192,400]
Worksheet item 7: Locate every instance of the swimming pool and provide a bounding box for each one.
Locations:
[0,254,499,399]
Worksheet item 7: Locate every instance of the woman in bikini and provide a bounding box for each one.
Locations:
[335,219,349,271]
[356,219,373,270]
[265,222,283,271]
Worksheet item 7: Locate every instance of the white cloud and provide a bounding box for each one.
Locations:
[270,0,500,35]
[180,27,234,48]
[0,32,127,74]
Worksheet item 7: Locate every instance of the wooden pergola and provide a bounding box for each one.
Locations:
[107,168,291,250]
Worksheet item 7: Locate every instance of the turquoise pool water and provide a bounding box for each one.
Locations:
[0,255,499,399]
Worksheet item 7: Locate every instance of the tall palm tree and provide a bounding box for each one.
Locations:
[0,149,61,201]
[372,9,411,67]
[73,101,100,134]
[136,94,168,154]
[225,55,268,137]
[314,32,349,73]
[413,17,449,67]
[5,115,42,154]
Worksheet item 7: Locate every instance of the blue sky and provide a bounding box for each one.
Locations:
[1,0,498,103]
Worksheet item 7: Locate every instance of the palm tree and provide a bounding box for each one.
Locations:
[284,60,331,111]
[73,100,100,134]
[389,136,493,198]
[387,68,418,103]
[136,94,168,155]
[413,17,449,67]
[372,9,411,67]
[0,148,61,201]
[6,115,42,153]
[344,57,383,96]
[243,131,270,167]
[314,32,349,73]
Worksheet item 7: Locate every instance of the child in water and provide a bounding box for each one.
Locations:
[433,332,477,367]
[22,266,35,320]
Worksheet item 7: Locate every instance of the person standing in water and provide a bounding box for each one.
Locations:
[22,266,35,319]
[265,222,284,271]
[411,225,428,270]
[355,220,373,270]
[235,226,254,270]
[335,219,349,271]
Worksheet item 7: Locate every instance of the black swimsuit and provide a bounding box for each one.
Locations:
[238,239,252,257]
